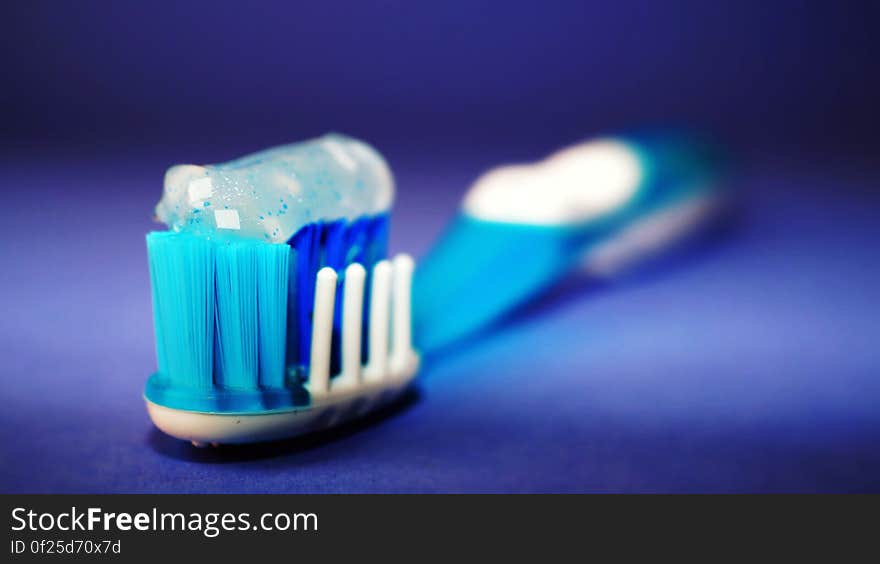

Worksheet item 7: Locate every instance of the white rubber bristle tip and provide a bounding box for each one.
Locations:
[309,267,338,395]
[366,260,392,380]
[337,263,366,388]
[391,254,415,370]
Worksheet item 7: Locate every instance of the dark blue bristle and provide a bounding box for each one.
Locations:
[287,222,319,370]
[285,214,389,376]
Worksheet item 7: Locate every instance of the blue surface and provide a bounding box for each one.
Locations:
[0,150,878,493]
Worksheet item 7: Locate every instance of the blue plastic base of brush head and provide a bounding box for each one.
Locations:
[145,372,311,414]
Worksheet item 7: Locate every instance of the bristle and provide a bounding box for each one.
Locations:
[214,242,260,389]
[339,262,366,386]
[391,254,415,371]
[146,232,215,389]
[365,260,392,380]
[147,245,168,377]
[288,222,319,369]
[322,220,347,376]
[146,213,392,410]
[257,243,290,388]
[308,267,338,395]
[286,215,390,373]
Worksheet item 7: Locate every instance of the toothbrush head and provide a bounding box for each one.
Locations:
[145,241,419,445]
[144,136,419,446]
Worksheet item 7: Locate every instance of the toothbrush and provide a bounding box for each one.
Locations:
[413,132,725,354]
[145,132,723,445]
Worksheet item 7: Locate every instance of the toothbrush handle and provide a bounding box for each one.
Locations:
[413,134,725,355]
[413,216,585,355]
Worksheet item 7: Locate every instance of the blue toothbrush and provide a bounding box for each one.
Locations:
[144,133,723,445]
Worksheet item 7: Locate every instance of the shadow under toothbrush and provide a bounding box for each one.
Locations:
[422,204,743,364]
[146,387,422,463]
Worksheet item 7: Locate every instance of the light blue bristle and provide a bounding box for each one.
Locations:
[147,232,291,398]
[257,244,290,388]
[148,255,168,377]
[214,243,260,389]
[146,232,215,389]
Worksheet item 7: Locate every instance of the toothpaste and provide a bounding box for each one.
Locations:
[155,133,395,242]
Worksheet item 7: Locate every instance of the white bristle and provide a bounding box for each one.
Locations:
[390,254,416,372]
[308,267,337,395]
[335,263,366,389]
[365,260,392,381]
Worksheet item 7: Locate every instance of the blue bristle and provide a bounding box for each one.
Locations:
[323,220,348,375]
[287,222,319,369]
[358,215,388,362]
[146,232,215,389]
[214,242,260,389]
[257,243,290,388]
[285,214,389,375]
[148,254,168,377]
[145,214,388,412]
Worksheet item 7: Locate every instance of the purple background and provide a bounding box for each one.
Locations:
[1,1,879,492]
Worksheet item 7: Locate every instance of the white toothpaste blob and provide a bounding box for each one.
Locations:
[462,138,644,225]
[155,133,395,242]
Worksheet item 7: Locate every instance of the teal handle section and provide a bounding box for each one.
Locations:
[413,217,588,354]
